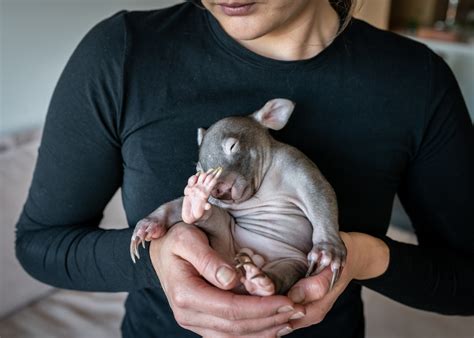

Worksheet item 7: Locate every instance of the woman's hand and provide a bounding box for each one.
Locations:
[149,222,306,337]
[286,232,390,333]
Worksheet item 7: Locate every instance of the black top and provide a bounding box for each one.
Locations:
[15,3,474,337]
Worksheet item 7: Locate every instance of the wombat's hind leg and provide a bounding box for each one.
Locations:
[263,259,307,295]
[235,249,275,296]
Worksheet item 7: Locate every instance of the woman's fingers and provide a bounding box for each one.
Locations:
[168,270,302,335]
[154,223,306,336]
[288,266,333,304]
[184,322,294,338]
[287,266,352,331]
[175,303,300,336]
[166,224,300,320]
[168,223,240,289]
[174,274,302,321]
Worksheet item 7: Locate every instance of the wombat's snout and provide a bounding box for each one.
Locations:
[211,182,232,200]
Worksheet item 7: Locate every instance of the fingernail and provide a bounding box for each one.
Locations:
[288,287,305,303]
[289,311,305,320]
[216,266,235,286]
[277,326,293,337]
[277,305,294,313]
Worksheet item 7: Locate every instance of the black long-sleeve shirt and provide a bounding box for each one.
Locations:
[15,3,474,337]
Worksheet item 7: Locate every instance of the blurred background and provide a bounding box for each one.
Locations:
[1,0,473,337]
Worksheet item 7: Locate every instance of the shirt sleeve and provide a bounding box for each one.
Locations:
[15,11,160,292]
[358,50,474,315]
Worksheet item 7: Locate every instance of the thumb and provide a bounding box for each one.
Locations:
[288,267,332,304]
[173,225,240,290]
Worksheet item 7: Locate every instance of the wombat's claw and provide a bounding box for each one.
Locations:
[130,218,167,263]
[306,259,341,291]
[329,267,342,291]
[234,253,265,278]
[234,253,253,271]
[130,236,146,263]
[306,260,316,278]
[129,238,140,264]
[306,242,347,290]
[250,273,266,280]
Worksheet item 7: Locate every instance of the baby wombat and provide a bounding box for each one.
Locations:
[130,98,346,295]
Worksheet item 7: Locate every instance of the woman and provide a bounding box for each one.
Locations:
[16,0,474,337]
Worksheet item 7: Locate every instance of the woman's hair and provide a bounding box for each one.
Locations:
[329,0,357,33]
[188,0,357,34]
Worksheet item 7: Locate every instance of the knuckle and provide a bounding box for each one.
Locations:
[173,294,188,309]
[223,321,247,336]
[307,279,329,299]
[172,222,189,234]
[171,224,193,244]
[171,289,188,309]
[172,223,206,245]
[220,305,239,322]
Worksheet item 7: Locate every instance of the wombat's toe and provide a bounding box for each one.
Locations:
[130,217,167,263]
[306,241,347,289]
[235,250,275,296]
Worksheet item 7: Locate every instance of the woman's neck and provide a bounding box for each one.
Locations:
[237,1,340,61]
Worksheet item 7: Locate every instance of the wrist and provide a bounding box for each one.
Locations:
[345,232,390,280]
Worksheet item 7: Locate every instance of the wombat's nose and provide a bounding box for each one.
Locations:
[212,183,232,200]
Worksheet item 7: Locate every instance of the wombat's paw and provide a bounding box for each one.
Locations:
[182,168,222,224]
[306,241,347,290]
[130,217,167,263]
[235,249,275,296]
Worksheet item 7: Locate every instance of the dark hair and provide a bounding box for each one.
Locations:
[329,0,357,33]
[329,0,354,19]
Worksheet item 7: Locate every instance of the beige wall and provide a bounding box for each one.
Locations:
[388,0,447,28]
[354,0,392,29]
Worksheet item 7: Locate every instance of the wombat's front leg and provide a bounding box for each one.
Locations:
[295,160,347,290]
[304,177,346,290]
[182,168,222,224]
[130,197,183,263]
[181,168,239,266]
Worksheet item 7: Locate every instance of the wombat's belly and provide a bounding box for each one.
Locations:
[228,203,313,263]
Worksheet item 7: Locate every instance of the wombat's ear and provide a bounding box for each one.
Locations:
[251,98,295,130]
[197,128,206,146]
